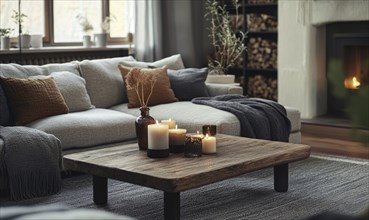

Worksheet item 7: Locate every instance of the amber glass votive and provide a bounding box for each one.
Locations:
[202,125,216,136]
[184,133,203,157]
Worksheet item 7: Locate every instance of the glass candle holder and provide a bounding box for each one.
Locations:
[184,133,204,157]
[202,125,217,136]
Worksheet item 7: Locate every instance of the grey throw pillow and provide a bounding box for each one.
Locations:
[31,71,94,112]
[167,68,210,101]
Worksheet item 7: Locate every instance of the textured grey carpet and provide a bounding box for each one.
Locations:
[1,155,368,220]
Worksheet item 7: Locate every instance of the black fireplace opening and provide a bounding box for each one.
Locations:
[326,21,369,118]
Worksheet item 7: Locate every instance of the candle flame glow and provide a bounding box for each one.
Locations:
[175,125,178,129]
[197,131,199,134]
[205,134,209,138]
[156,120,159,125]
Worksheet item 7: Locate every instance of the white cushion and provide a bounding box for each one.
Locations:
[31,71,94,113]
[78,56,135,108]
[120,54,185,70]
[110,101,241,136]
[27,108,136,150]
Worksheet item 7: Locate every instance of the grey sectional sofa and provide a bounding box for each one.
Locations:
[0,56,301,154]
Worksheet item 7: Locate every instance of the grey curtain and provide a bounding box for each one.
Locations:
[134,0,209,68]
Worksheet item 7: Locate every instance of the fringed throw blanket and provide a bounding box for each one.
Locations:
[0,126,62,200]
[192,95,291,142]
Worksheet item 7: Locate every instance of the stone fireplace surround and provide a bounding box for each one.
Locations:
[278,0,369,119]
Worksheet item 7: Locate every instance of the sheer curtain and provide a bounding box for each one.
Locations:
[134,0,209,68]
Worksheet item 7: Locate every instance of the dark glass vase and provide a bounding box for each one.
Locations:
[136,106,156,150]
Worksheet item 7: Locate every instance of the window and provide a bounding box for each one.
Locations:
[0,0,135,45]
[0,0,45,36]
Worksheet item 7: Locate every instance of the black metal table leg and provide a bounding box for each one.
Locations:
[93,175,108,205]
[164,192,180,220]
[274,163,288,192]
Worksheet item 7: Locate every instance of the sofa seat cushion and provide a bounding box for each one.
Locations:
[27,109,136,150]
[110,101,241,136]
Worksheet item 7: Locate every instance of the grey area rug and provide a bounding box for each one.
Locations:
[1,154,368,220]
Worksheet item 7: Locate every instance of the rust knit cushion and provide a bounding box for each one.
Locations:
[118,64,178,108]
[0,76,69,125]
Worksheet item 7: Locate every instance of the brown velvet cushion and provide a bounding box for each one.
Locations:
[118,64,178,108]
[0,76,69,125]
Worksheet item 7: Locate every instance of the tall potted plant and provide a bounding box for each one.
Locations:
[11,9,30,49]
[205,0,247,83]
[0,28,13,50]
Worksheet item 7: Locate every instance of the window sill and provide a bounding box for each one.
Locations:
[0,45,131,55]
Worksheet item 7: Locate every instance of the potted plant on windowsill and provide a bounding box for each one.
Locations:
[76,14,94,48]
[94,16,115,47]
[11,9,30,49]
[0,28,13,50]
[205,0,247,84]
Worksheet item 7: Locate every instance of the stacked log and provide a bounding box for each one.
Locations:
[247,75,277,101]
[247,37,277,69]
[248,0,277,4]
[247,13,277,32]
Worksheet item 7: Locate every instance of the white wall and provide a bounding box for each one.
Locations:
[278,0,369,119]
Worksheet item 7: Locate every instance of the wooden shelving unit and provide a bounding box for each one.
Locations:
[224,0,278,100]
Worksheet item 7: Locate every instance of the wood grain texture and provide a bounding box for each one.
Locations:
[63,134,311,192]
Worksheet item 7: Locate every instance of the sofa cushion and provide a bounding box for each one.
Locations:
[285,106,301,132]
[120,54,185,70]
[0,84,12,126]
[27,108,137,150]
[0,77,69,125]
[119,65,178,108]
[110,102,241,136]
[77,56,135,108]
[31,71,94,112]
[0,62,80,78]
[167,68,210,101]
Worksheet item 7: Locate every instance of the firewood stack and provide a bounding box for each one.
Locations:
[248,0,277,4]
[247,75,277,101]
[247,13,277,32]
[247,37,277,69]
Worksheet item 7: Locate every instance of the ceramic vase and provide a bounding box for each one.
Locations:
[136,106,156,150]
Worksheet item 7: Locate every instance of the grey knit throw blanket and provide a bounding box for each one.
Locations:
[192,95,291,142]
[0,126,62,200]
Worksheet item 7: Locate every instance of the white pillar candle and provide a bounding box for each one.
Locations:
[169,125,187,146]
[202,134,216,154]
[161,118,176,129]
[148,121,169,150]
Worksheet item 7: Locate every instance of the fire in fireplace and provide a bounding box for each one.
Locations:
[326,21,369,117]
[343,46,368,90]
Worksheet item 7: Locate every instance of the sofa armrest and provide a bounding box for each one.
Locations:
[206,83,243,96]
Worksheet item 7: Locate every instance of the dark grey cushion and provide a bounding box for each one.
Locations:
[167,68,210,101]
[0,84,12,126]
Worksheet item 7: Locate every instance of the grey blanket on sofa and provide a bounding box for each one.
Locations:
[0,126,62,200]
[192,95,291,142]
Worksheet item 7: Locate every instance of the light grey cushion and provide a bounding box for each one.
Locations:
[120,54,185,70]
[167,68,210,101]
[110,102,241,136]
[27,108,136,150]
[205,83,243,96]
[0,62,80,78]
[289,131,301,144]
[78,56,135,108]
[31,71,94,113]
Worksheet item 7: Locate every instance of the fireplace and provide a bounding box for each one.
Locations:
[278,0,369,119]
[326,21,369,117]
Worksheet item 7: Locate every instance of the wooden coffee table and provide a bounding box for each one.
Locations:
[63,134,310,220]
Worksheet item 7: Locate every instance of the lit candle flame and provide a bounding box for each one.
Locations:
[156,120,159,125]
[197,131,199,134]
[205,134,209,139]
[175,125,178,129]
